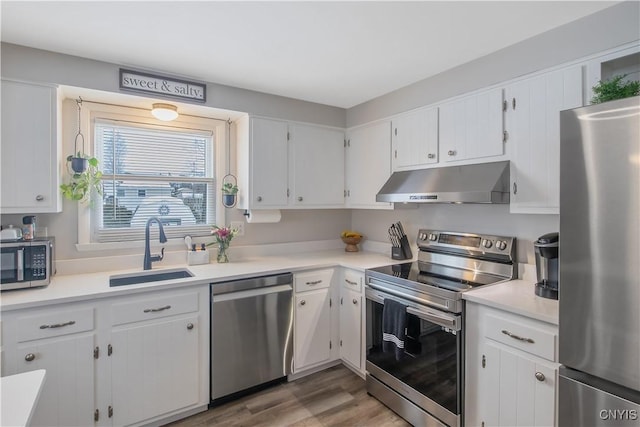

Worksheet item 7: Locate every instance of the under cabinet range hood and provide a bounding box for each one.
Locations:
[376,161,510,204]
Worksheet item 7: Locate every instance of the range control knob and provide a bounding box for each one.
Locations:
[482,239,493,249]
[496,240,508,250]
[428,233,437,241]
[419,233,427,241]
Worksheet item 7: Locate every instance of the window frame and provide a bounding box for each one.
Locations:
[75,101,227,251]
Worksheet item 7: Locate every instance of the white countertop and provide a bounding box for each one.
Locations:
[0,369,46,427]
[0,250,395,311]
[463,279,559,325]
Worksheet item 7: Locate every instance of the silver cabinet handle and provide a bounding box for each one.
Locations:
[297,196,303,202]
[306,280,322,285]
[428,153,436,159]
[501,329,534,343]
[35,195,44,201]
[143,305,171,313]
[513,182,518,195]
[535,372,545,382]
[345,279,357,286]
[40,320,76,329]
[352,298,358,305]
[257,196,263,202]
[25,353,36,362]
[300,300,306,306]
[447,150,456,156]
[187,323,194,330]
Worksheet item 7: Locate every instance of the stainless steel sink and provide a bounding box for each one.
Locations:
[109,268,194,287]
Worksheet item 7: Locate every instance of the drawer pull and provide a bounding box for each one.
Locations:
[352,298,358,305]
[187,323,194,330]
[345,279,358,286]
[535,372,546,382]
[40,320,76,329]
[501,329,535,343]
[300,300,306,306]
[305,280,322,285]
[143,305,171,313]
[25,353,36,362]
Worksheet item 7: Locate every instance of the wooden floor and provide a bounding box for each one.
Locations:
[167,365,411,427]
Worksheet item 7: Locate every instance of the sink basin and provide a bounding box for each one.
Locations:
[109,268,194,287]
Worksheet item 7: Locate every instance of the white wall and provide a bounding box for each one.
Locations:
[347,1,640,126]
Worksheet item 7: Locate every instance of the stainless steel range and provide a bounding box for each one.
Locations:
[365,229,517,427]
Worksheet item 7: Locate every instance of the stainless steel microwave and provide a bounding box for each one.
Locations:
[0,237,54,290]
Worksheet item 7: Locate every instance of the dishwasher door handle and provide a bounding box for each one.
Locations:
[212,284,293,302]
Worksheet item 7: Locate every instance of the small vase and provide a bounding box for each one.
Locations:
[217,241,230,263]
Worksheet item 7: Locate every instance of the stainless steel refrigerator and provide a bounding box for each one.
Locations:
[559,96,640,426]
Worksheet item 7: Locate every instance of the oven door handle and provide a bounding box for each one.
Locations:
[367,279,450,312]
[365,287,460,331]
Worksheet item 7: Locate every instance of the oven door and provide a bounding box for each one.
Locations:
[366,286,462,427]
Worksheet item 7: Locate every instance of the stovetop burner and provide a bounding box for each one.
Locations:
[373,262,480,292]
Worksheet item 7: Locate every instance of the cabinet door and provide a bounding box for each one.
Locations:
[507,66,583,214]
[294,289,331,371]
[11,334,96,427]
[290,124,345,207]
[1,80,61,213]
[345,121,392,209]
[392,107,438,171]
[440,88,504,163]
[250,117,289,207]
[111,315,199,426]
[482,341,557,427]
[339,288,362,370]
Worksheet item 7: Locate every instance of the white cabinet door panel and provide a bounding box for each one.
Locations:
[339,288,361,370]
[346,121,392,209]
[290,124,344,206]
[392,107,438,170]
[250,118,289,207]
[294,289,331,371]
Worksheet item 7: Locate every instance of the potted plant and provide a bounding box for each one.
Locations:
[591,74,640,104]
[60,156,103,203]
[221,182,238,208]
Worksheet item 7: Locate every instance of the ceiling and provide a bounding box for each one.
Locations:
[1,1,619,108]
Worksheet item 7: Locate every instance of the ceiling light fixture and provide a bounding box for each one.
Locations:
[151,103,179,121]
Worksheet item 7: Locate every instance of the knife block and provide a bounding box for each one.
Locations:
[391,235,413,260]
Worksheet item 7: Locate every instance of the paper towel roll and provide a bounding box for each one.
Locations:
[245,209,282,223]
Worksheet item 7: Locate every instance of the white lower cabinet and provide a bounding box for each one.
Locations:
[293,269,337,373]
[109,290,203,426]
[1,304,97,427]
[466,302,559,427]
[339,268,364,374]
[0,285,209,427]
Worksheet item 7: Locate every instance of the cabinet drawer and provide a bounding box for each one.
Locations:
[485,314,557,361]
[111,291,199,326]
[294,269,333,292]
[16,307,94,342]
[342,270,362,292]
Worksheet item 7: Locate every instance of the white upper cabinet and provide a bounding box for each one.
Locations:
[391,106,438,171]
[439,87,505,163]
[290,123,345,207]
[237,116,289,209]
[506,65,583,214]
[236,116,345,210]
[345,121,393,209]
[1,80,62,213]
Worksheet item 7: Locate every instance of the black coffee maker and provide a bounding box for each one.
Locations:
[534,232,559,300]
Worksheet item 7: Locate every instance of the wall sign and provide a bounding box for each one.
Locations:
[119,69,206,102]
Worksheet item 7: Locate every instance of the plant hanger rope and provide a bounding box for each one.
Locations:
[75,97,85,156]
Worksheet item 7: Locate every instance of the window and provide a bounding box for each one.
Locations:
[92,118,217,242]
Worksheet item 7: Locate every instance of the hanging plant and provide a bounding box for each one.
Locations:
[221,174,238,208]
[591,74,640,104]
[60,97,103,203]
[60,156,103,203]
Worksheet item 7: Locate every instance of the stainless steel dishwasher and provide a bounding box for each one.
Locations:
[210,273,293,404]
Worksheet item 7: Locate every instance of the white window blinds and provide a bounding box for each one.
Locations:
[93,119,215,242]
